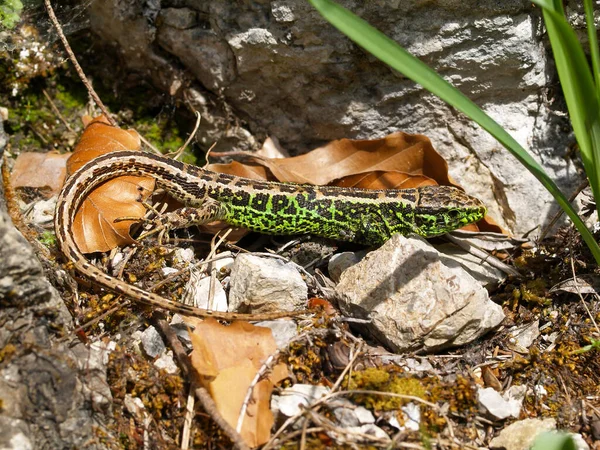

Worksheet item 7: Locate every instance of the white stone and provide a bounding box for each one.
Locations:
[124,394,145,418]
[478,385,527,420]
[229,254,307,314]
[508,320,540,350]
[154,351,179,374]
[183,270,228,312]
[174,247,194,264]
[27,198,56,225]
[213,251,234,273]
[336,235,504,353]
[274,384,330,417]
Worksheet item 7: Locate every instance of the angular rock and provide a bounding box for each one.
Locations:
[141,326,166,358]
[490,418,556,450]
[434,242,507,288]
[229,254,307,314]
[335,235,505,353]
[478,385,527,420]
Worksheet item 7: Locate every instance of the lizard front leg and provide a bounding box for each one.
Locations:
[131,200,229,243]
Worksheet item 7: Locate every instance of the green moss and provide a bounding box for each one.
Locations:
[346,367,427,411]
[0,0,23,29]
[39,230,56,247]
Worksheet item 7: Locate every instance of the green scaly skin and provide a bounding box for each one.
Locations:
[126,155,488,245]
[217,185,485,245]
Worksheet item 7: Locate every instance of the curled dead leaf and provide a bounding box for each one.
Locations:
[68,115,155,253]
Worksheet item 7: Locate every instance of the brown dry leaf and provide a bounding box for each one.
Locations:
[189,318,288,447]
[11,151,71,196]
[209,132,501,234]
[68,115,155,253]
[207,160,272,181]
[333,170,436,189]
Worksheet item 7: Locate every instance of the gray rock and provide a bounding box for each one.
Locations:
[254,319,299,349]
[335,235,505,353]
[330,398,375,427]
[508,320,540,352]
[0,184,113,447]
[229,254,307,314]
[434,243,507,289]
[489,418,557,450]
[87,0,586,236]
[328,251,365,283]
[141,326,166,358]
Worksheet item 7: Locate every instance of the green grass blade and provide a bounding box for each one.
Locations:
[583,0,600,93]
[308,0,600,264]
[532,1,600,218]
[531,432,577,450]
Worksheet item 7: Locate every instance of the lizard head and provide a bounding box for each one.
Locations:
[411,185,487,237]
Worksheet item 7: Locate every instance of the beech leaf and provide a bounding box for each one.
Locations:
[189,318,288,447]
[68,115,155,253]
[11,151,71,196]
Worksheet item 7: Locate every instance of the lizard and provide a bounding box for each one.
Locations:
[54,150,487,320]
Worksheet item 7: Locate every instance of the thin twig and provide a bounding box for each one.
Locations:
[43,0,117,127]
[42,89,76,132]
[539,179,589,241]
[180,385,195,450]
[202,141,218,169]
[170,111,201,160]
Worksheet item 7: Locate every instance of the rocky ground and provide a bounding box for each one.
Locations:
[1,3,599,449]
